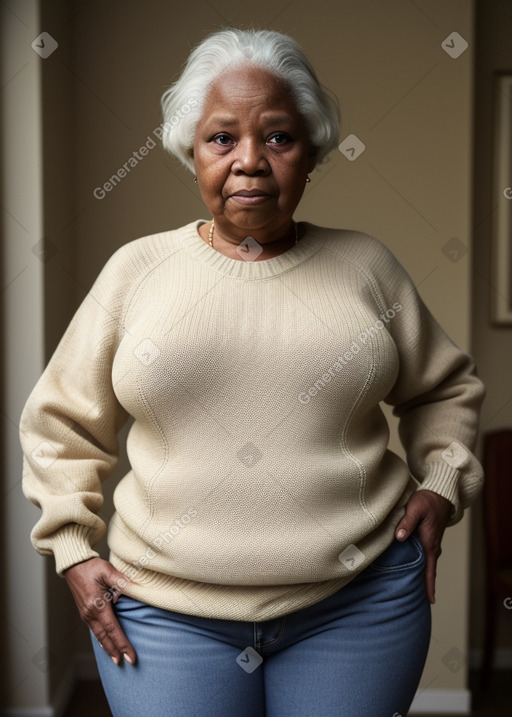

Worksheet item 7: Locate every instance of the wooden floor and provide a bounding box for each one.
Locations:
[64,670,511,716]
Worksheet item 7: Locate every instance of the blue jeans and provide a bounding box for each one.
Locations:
[92,534,430,716]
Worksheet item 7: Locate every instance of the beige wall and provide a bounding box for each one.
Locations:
[3,0,494,712]
[470,0,512,659]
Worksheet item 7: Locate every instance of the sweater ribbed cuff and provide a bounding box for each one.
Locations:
[416,462,462,524]
[418,461,459,506]
[51,524,100,575]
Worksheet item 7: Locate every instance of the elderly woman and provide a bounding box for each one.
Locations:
[21,28,484,717]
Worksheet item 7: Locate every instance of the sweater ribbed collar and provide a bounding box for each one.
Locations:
[177,220,325,280]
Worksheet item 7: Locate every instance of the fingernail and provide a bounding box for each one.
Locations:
[124,653,134,664]
[397,529,406,540]
[111,656,120,666]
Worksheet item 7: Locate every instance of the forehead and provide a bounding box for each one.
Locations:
[201,65,299,118]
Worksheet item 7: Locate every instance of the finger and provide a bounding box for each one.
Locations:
[395,504,422,541]
[98,567,137,595]
[93,628,121,666]
[91,605,137,666]
[424,550,437,604]
[93,621,136,666]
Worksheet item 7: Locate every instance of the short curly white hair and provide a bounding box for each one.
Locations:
[161,28,340,173]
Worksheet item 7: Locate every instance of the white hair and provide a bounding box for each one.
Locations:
[160,28,340,173]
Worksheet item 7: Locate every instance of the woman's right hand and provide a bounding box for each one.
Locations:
[63,557,137,666]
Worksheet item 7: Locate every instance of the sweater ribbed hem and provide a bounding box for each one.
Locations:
[108,507,406,621]
[110,553,355,621]
[51,524,100,575]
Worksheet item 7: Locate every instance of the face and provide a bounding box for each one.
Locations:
[193,66,315,242]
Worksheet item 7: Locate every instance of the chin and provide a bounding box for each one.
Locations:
[225,212,286,232]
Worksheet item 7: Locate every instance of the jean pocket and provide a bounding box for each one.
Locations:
[368,533,425,573]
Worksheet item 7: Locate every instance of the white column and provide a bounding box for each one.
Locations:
[1,0,50,712]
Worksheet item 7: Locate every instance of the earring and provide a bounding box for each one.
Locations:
[306,176,311,183]
[193,177,197,183]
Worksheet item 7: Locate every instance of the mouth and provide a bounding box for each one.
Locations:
[229,189,274,205]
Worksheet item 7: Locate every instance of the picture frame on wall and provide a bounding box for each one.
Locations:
[491,73,512,325]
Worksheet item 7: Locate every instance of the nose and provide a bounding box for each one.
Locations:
[232,138,270,175]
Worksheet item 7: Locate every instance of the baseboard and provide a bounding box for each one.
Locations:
[410,688,471,713]
[1,654,98,717]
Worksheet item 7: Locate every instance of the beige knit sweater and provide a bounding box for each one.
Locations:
[20,220,485,621]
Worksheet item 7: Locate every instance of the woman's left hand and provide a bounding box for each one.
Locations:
[394,490,454,605]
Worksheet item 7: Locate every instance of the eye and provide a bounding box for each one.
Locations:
[268,133,292,145]
[212,133,233,146]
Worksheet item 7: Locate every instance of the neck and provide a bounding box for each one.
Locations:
[204,220,298,261]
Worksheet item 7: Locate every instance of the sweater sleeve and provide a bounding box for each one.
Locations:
[20,248,133,574]
[373,242,485,525]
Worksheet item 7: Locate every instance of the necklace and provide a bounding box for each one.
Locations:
[208,219,298,249]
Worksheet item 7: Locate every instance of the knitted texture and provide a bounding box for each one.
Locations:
[20,221,485,621]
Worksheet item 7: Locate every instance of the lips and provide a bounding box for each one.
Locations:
[231,189,272,197]
[229,189,274,205]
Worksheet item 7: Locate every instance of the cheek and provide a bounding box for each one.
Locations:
[197,168,228,211]
[275,163,308,197]
[201,166,225,194]
[274,147,310,177]
[195,146,223,178]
